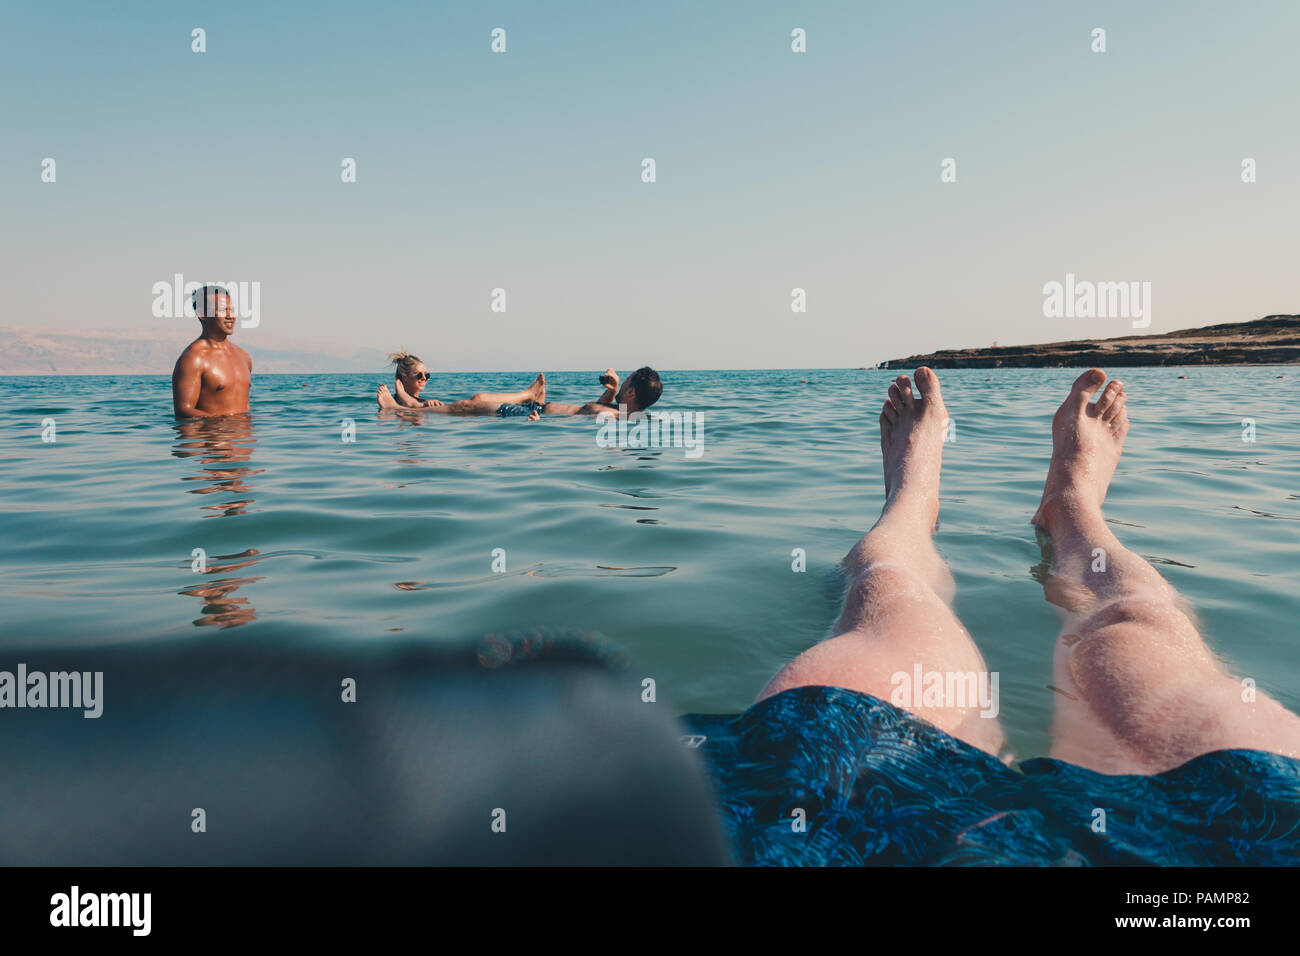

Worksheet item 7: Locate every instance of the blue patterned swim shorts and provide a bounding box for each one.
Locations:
[681,685,1300,866]
[497,400,544,417]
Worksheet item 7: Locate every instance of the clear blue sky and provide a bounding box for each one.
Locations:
[2,1,1297,370]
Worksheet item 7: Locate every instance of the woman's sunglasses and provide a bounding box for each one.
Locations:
[413,371,430,381]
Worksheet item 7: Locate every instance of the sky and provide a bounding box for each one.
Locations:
[2,1,1297,371]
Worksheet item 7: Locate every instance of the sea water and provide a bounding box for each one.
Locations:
[1,366,1296,760]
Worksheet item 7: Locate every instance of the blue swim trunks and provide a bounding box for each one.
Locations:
[497,400,544,418]
[681,685,1300,866]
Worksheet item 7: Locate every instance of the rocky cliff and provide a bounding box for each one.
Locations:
[881,316,1300,369]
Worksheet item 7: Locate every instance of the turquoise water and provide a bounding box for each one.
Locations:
[1,367,1297,760]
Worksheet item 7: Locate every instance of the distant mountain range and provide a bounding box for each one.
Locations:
[0,326,390,375]
[881,315,1300,369]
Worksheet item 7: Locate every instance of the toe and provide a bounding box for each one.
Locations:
[1110,405,1131,437]
[1069,368,1107,406]
[1093,379,1124,417]
[881,400,898,423]
[914,366,942,403]
[1102,392,1127,423]
[895,375,915,408]
[888,382,905,409]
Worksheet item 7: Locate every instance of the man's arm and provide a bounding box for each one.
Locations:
[595,368,619,404]
[535,401,616,417]
[537,401,582,416]
[172,350,214,418]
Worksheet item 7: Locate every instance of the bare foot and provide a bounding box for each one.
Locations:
[393,378,418,406]
[1032,368,1129,529]
[878,367,948,525]
[377,384,399,409]
[526,373,546,404]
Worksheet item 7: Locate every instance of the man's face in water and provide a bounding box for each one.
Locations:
[200,293,236,336]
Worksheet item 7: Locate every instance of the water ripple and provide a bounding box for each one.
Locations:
[2,367,1299,759]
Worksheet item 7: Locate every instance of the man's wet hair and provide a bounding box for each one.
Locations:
[627,367,662,410]
[192,285,231,318]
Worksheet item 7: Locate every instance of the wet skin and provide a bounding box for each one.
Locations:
[172,294,252,418]
[538,369,641,417]
[376,366,546,414]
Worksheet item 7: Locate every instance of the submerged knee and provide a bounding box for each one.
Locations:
[1077,595,1193,639]
[1064,596,1209,695]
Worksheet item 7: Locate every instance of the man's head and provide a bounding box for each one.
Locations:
[192,286,236,337]
[616,367,662,413]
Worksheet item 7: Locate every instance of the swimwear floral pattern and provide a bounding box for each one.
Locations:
[681,685,1300,866]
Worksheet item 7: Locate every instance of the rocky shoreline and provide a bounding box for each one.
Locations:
[880,315,1300,369]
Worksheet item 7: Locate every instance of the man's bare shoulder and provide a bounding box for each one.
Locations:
[174,338,209,370]
[175,338,250,365]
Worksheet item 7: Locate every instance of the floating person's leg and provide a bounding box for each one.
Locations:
[758,369,1004,755]
[378,374,546,414]
[443,373,547,415]
[1035,369,1300,774]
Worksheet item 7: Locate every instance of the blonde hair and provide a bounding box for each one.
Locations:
[389,350,425,380]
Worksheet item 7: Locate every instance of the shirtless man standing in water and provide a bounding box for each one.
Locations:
[172,286,252,418]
